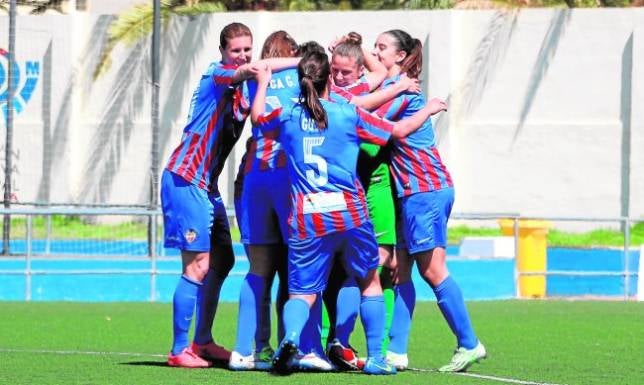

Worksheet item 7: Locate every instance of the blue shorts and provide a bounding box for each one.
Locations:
[287,223,379,295]
[161,170,231,252]
[240,169,290,245]
[396,188,454,255]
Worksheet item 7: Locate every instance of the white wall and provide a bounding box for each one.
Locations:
[0,9,642,227]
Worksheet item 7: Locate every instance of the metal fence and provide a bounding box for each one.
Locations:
[0,208,640,301]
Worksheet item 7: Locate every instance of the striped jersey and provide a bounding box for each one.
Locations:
[254,99,393,240]
[376,75,453,197]
[165,61,247,191]
[329,77,370,103]
[242,68,300,173]
[330,76,392,190]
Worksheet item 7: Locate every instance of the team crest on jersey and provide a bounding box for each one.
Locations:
[185,229,197,243]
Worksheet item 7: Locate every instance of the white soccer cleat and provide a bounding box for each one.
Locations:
[228,350,272,371]
[438,341,487,372]
[292,352,335,371]
[385,350,409,371]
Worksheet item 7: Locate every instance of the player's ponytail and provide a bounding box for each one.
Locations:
[385,29,423,79]
[298,51,330,129]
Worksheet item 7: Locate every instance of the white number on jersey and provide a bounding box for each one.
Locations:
[303,136,328,187]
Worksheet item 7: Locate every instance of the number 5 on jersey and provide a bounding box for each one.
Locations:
[303,136,327,186]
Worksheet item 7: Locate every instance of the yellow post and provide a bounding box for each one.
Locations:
[498,219,551,298]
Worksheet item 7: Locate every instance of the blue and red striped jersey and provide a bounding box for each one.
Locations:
[329,76,370,103]
[166,61,247,191]
[242,68,300,173]
[255,100,393,239]
[375,75,453,197]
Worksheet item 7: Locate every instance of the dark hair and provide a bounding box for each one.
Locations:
[332,31,364,68]
[220,22,252,49]
[298,51,330,129]
[297,40,325,57]
[261,30,298,59]
[384,29,422,79]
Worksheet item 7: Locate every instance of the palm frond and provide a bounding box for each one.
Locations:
[171,2,227,15]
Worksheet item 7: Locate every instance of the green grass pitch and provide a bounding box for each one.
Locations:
[1,300,642,385]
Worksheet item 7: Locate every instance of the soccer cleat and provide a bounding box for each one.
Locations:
[363,357,397,375]
[191,341,231,362]
[228,350,272,371]
[292,352,335,372]
[271,339,299,374]
[438,341,487,372]
[254,345,275,370]
[327,339,363,371]
[167,348,212,368]
[385,350,409,371]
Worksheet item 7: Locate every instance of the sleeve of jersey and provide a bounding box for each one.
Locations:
[232,85,250,122]
[211,63,238,85]
[375,95,408,121]
[255,108,283,135]
[355,107,392,146]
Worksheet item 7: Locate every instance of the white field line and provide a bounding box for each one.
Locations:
[0,348,568,385]
[408,367,568,385]
[0,347,165,358]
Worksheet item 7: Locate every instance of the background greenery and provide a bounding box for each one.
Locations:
[4,215,644,247]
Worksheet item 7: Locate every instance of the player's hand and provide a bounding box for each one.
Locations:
[427,98,447,115]
[398,73,421,94]
[254,64,272,86]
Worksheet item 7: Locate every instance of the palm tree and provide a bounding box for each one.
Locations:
[94,0,229,78]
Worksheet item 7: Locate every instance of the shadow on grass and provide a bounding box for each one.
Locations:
[120,360,229,369]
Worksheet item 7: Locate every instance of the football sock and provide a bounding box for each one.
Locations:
[282,298,310,346]
[171,275,201,355]
[388,281,416,354]
[433,276,478,350]
[335,278,360,346]
[360,295,386,359]
[299,294,324,356]
[256,274,273,352]
[379,267,395,354]
[234,273,265,356]
[193,268,225,345]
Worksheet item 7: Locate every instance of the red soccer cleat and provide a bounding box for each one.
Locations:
[191,341,232,362]
[167,348,212,368]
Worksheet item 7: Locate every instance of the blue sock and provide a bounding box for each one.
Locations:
[388,281,416,354]
[299,294,324,356]
[194,268,226,345]
[360,295,385,359]
[282,298,310,347]
[335,278,360,346]
[234,273,265,356]
[434,276,478,349]
[171,275,201,355]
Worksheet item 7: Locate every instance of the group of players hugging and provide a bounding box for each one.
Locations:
[160,21,486,375]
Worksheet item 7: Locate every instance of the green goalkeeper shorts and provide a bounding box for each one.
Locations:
[366,182,396,246]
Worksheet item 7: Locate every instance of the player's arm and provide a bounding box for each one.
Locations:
[362,47,388,92]
[350,74,420,110]
[232,57,300,85]
[250,65,272,125]
[391,98,447,139]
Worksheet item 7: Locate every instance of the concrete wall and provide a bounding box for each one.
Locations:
[0,9,642,226]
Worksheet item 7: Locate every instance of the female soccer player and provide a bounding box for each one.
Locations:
[229,30,299,371]
[161,22,298,368]
[324,32,421,371]
[372,29,486,372]
[250,50,444,375]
